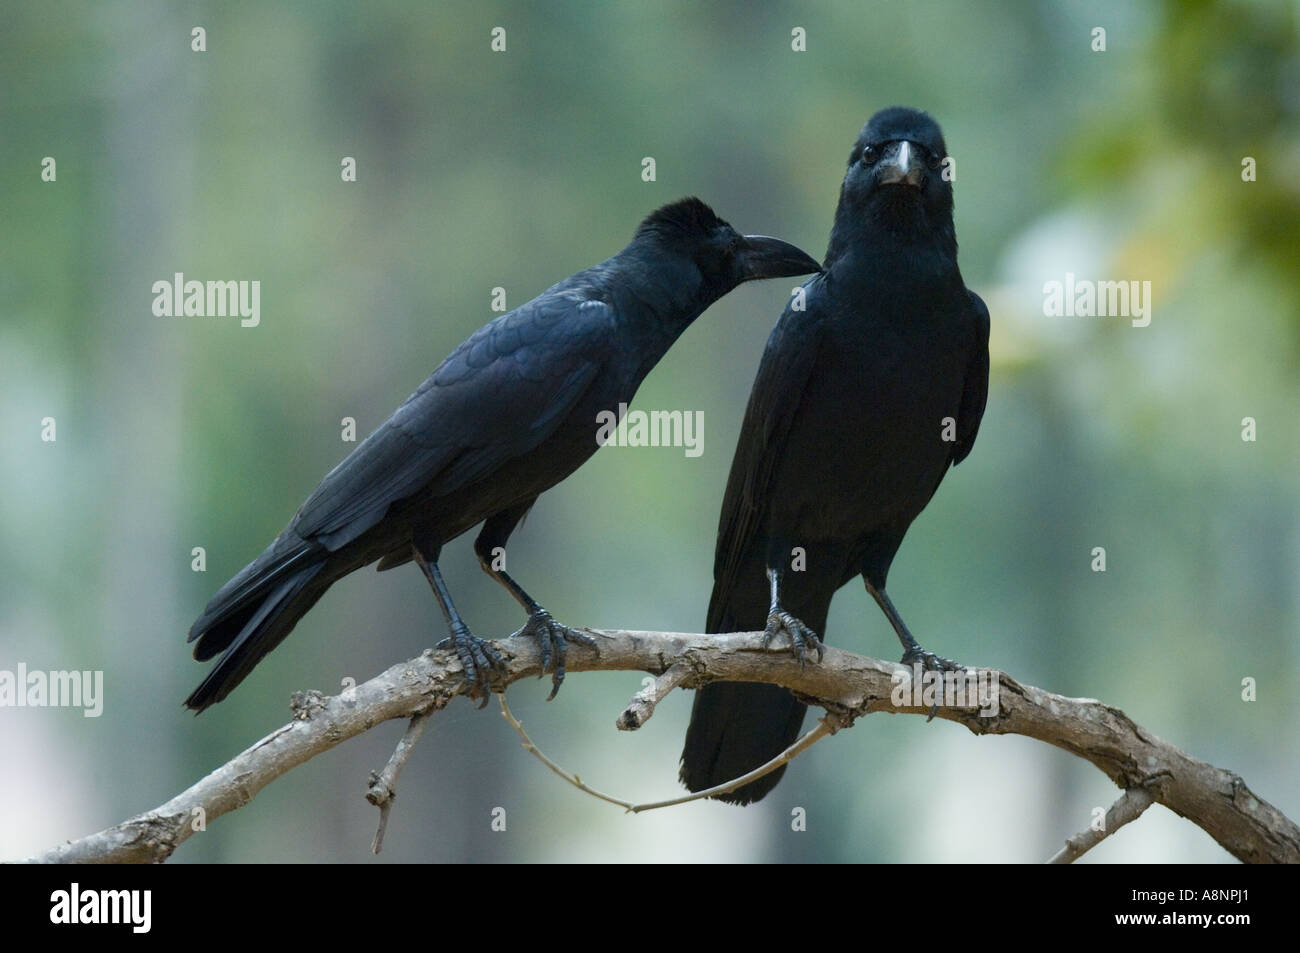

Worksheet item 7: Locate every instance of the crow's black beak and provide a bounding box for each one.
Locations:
[737,235,822,281]
[877,140,925,188]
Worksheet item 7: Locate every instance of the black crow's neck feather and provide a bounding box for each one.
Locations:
[825,189,957,268]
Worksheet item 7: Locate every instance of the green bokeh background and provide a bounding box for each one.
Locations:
[2,0,1296,862]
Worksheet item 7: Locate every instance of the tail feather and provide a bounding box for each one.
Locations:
[680,559,832,804]
[185,542,331,713]
[680,681,808,804]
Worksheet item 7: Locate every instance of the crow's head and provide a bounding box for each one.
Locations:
[637,197,820,298]
[835,108,955,243]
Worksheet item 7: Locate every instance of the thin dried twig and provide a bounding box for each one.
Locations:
[1046,787,1157,864]
[498,692,843,812]
[616,662,691,730]
[366,706,435,854]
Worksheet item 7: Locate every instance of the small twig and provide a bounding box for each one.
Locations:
[627,715,842,811]
[1047,787,1156,864]
[617,662,690,730]
[499,691,844,812]
[498,693,632,809]
[366,707,435,854]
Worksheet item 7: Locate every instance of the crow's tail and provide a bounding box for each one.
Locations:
[184,538,332,713]
[680,679,809,804]
[678,561,832,804]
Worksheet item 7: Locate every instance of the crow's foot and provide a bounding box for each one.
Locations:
[515,608,598,700]
[900,644,965,722]
[437,624,505,708]
[763,609,825,667]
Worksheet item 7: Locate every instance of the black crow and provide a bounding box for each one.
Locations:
[680,109,990,802]
[185,198,819,712]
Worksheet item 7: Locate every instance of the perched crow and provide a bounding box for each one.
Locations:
[680,109,990,803]
[185,198,819,712]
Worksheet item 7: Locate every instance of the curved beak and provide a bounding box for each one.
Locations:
[736,235,822,281]
[877,140,924,187]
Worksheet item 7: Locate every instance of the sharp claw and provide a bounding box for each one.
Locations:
[517,609,591,700]
[764,609,824,667]
[900,645,964,721]
[551,647,567,699]
[441,622,505,705]
[539,635,552,677]
[545,625,566,700]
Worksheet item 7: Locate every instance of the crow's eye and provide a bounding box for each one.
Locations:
[861,145,878,164]
[727,235,740,254]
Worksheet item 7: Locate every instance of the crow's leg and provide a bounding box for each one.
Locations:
[761,567,824,666]
[863,578,962,720]
[474,506,596,700]
[413,538,503,707]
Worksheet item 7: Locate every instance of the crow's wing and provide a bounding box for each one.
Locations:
[951,290,990,466]
[291,291,607,551]
[707,279,826,632]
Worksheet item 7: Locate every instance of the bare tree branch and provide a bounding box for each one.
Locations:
[616,662,691,730]
[366,706,435,854]
[1046,788,1156,864]
[20,628,1300,863]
